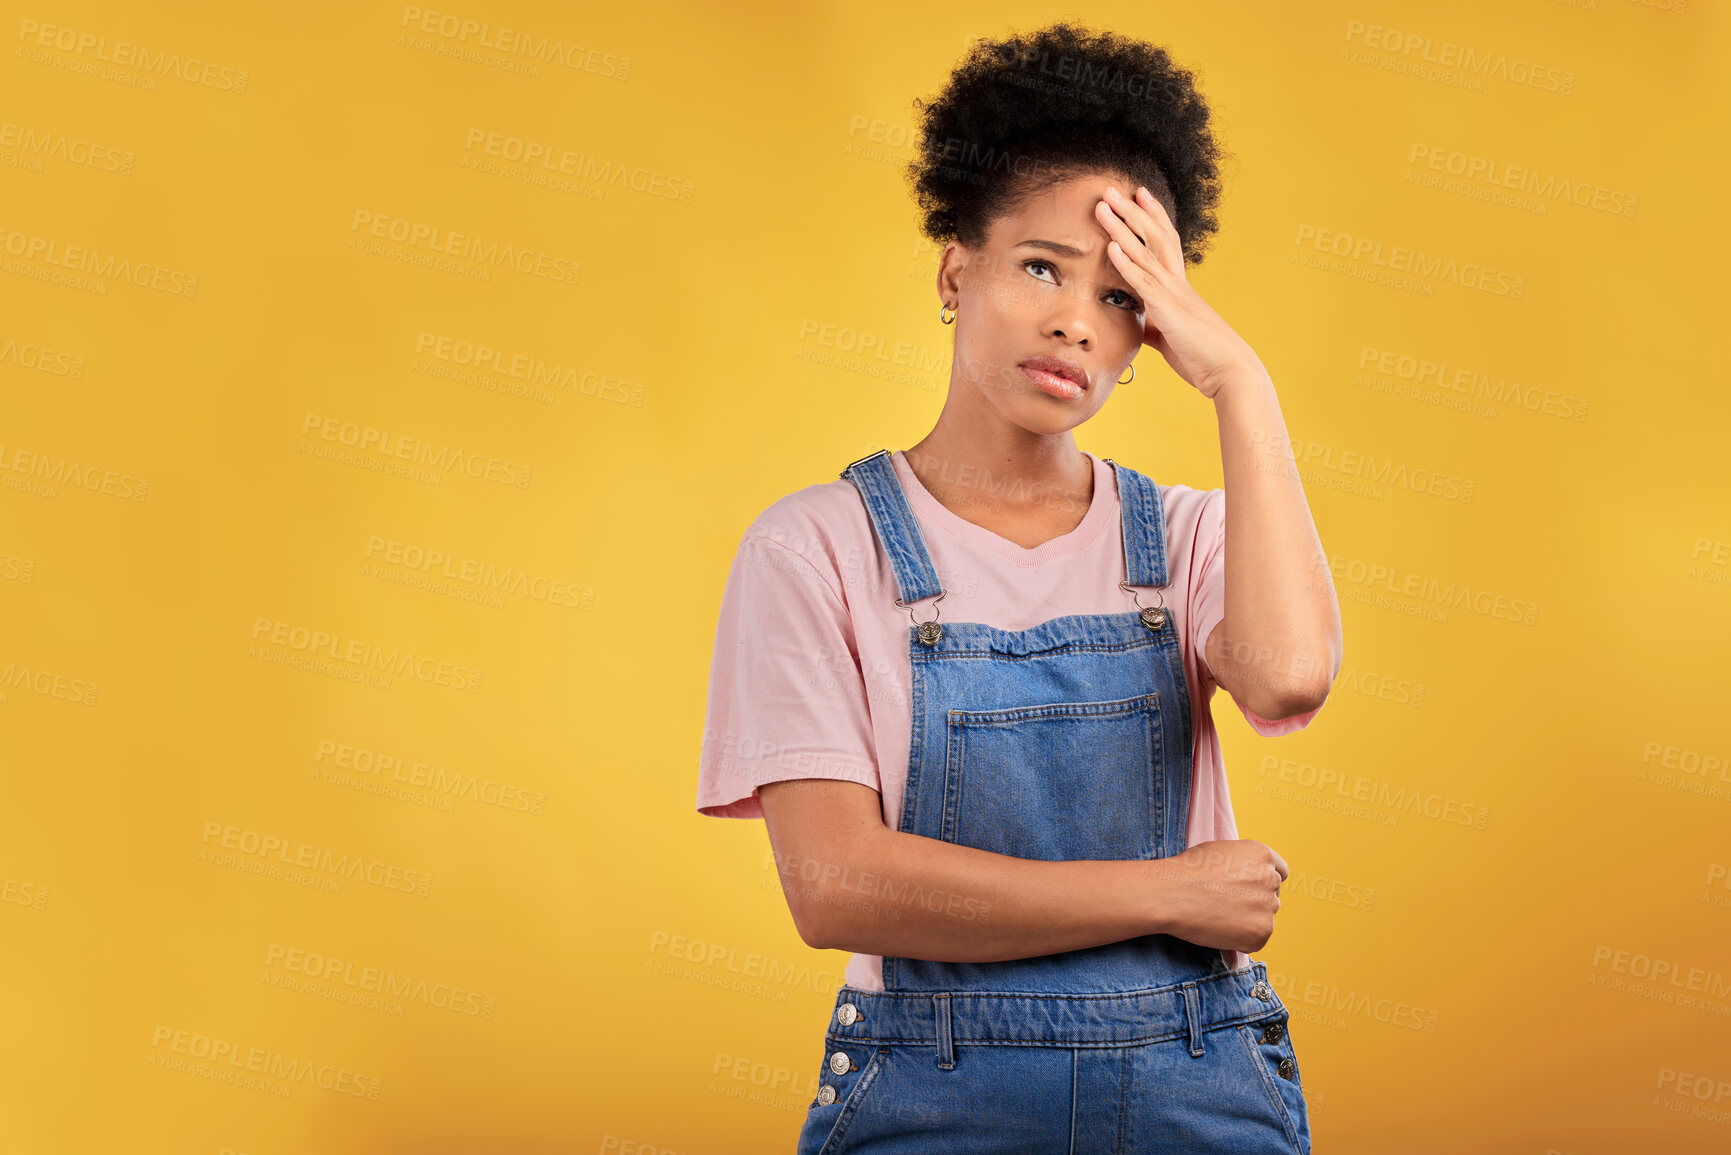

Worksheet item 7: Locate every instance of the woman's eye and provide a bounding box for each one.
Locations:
[1024,260,1138,310]
[1023,260,1057,284]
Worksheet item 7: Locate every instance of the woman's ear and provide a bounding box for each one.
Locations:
[935,240,967,310]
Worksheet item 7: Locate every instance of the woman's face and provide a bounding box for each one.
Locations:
[937,170,1160,437]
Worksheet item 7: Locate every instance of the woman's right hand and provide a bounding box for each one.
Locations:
[1147,838,1290,953]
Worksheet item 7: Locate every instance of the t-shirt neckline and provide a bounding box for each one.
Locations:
[890,449,1117,567]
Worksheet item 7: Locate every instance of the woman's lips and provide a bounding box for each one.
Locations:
[1021,364,1085,400]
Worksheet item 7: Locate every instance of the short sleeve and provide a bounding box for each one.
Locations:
[1189,488,1323,737]
[695,533,881,819]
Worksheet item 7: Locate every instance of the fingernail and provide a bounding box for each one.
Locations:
[1137,186,1149,199]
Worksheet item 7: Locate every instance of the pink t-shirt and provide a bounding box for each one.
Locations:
[695,449,1321,989]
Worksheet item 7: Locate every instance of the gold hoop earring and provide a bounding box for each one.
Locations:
[1117,363,1135,385]
[939,303,956,325]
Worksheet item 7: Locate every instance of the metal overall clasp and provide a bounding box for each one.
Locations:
[1119,580,1167,631]
[896,588,948,645]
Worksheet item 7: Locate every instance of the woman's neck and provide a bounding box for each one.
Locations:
[902,430,1096,549]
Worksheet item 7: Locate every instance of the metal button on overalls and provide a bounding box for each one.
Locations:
[796,450,1313,1155]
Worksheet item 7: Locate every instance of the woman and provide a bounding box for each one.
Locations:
[696,21,1341,1153]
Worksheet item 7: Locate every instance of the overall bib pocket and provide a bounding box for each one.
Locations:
[943,692,1163,860]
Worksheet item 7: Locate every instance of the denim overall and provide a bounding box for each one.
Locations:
[794,450,1311,1154]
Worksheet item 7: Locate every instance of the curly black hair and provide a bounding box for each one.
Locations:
[905,22,1226,266]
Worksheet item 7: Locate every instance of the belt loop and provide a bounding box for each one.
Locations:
[1181,982,1205,1057]
[933,993,955,1070]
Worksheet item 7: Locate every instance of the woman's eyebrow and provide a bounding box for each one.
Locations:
[1014,238,1089,258]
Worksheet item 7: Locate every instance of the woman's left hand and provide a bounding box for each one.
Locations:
[1095,185,1264,400]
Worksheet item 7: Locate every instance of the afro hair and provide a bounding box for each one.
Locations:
[905,21,1227,266]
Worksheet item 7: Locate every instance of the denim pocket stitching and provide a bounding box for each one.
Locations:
[815,1045,889,1155]
[940,694,1163,858]
[1235,1024,1303,1154]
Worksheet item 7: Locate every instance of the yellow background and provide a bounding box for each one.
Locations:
[3,1,1728,1151]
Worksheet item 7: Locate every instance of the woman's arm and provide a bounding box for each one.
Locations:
[1205,366,1343,720]
[759,779,1289,960]
[1089,184,1341,721]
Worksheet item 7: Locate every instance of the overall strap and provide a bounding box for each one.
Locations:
[1104,457,1171,588]
[839,450,945,604]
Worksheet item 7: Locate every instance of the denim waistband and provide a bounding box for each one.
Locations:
[825,961,1282,1050]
